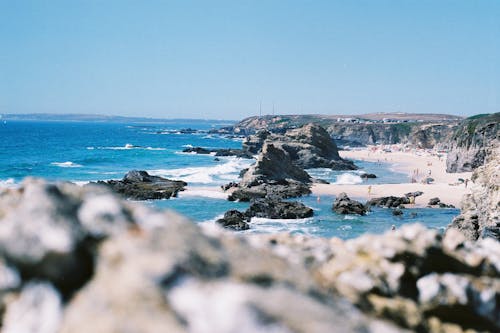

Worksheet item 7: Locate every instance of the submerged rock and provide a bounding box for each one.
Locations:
[97,170,187,200]
[360,173,377,179]
[332,193,367,215]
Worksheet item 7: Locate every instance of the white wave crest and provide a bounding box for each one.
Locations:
[334,173,363,185]
[51,161,83,168]
[0,178,17,188]
[179,188,229,200]
[94,144,166,151]
[149,158,252,185]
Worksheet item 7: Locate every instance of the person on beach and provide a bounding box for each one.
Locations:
[368,185,372,196]
[465,179,469,188]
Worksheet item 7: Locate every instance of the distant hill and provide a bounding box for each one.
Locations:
[0,113,236,125]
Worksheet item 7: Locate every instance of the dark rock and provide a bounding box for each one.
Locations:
[216,210,249,231]
[392,208,403,216]
[366,196,410,208]
[97,170,186,200]
[245,198,313,219]
[182,147,211,154]
[428,197,441,206]
[228,182,311,201]
[360,173,377,179]
[182,147,253,158]
[332,193,367,215]
[481,224,500,241]
[405,191,423,198]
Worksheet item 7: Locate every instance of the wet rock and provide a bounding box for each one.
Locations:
[228,182,311,201]
[332,193,367,215]
[216,210,249,231]
[360,173,377,179]
[97,170,187,200]
[405,191,423,198]
[366,196,410,208]
[246,198,314,219]
[182,147,212,154]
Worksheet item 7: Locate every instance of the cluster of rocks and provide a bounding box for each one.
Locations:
[182,147,253,159]
[96,170,186,200]
[427,197,455,208]
[217,199,314,231]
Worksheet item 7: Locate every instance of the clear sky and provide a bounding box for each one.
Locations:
[1,0,499,120]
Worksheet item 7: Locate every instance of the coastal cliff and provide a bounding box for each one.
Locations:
[448,142,500,241]
[216,113,460,148]
[0,179,498,332]
[446,113,500,173]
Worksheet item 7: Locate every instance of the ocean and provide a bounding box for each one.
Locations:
[0,120,459,238]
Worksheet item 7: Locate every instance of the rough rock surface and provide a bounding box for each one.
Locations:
[448,143,500,241]
[332,193,367,215]
[0,179,404,333]
[97,170,186,200]
[255,225,500,333]
[446,113,499,173]
[246,198,314,219]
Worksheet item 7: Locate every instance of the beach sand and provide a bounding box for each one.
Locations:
[312,148,473,208]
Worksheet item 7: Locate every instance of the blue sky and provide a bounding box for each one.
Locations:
[1,0,499,119]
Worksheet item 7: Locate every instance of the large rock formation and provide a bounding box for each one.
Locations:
[448,143,500,241]
[446,113,500,173]
[0,178,405,333]
[97,170,186,200]
[229,143,312,201]
[242,123,357,170]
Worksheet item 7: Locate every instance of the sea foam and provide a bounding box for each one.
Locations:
[51,161,83,168]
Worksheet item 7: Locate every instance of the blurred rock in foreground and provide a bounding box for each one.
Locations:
[0,179,498,332]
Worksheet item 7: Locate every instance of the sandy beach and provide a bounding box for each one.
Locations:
[313,147,473,208]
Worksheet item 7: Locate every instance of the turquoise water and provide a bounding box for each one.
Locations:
[0,120,459,238]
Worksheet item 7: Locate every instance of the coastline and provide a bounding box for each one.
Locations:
[312,147,473,208]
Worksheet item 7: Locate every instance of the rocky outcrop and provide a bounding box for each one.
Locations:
[448,143,500,241]
[229,143,312,201]
[242,124,357,170]
[245,198,314,219]
[366,196,409,208]
[216,210,250,230]
[0,178,404,333]
[332,193,367,215]
[446,113,499,173]
[97,170,186,200]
